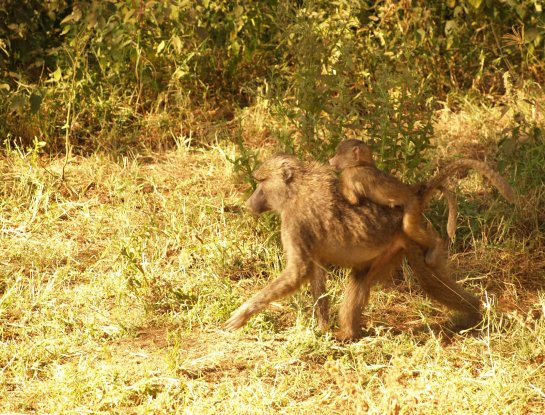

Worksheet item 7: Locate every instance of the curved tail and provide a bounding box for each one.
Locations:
[421,158,516,204]
[438,186,457,239]
[415,158,515,239]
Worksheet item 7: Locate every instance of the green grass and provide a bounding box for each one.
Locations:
[1,100,545,414]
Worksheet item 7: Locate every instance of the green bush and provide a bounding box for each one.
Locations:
[0,0,543,166]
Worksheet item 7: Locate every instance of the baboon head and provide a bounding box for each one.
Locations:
[245,155,303,215]
[329,139,373,170]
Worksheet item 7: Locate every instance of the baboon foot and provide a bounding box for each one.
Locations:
[313,309,330,332]
[334,328,362,342]
[447,312,483,333]
[225,304,254,331]
[316,319,329,333]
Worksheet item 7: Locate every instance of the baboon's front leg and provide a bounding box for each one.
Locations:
[225,260,311,330]
[309,267,329,331]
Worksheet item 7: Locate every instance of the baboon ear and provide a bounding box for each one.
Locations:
[352,146,362,162]
[281,162,295,183]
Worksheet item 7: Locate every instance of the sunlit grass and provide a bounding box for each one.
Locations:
[1,98,545,413]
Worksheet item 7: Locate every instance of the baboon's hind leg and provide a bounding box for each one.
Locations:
[336,267,370,341]
[403,199,443,266]
[404,242,482,329]
[336,249,404,341]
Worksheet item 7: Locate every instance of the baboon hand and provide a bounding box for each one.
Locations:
[225,304,253,331]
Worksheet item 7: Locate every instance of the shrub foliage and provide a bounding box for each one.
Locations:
[1,0,544,164]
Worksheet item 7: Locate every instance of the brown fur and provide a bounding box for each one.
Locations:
[437,185,457,239]
[226,155,481,339]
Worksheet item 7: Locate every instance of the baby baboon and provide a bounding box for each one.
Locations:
[329,140,445,265]
[226,154,482,340]
[330,140,516,252]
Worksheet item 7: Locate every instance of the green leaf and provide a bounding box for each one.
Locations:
[445,20,457,35]
[467,0,483,8]
[157,40,166,54]
[124,9,136,23]
[10,94,26,113]
[52,67,62,82]
[234,5,244,18]
[230,40,240,56]
[29,93,43,114]
[171,35,182,54]
[60,7,82,25]
[515,4,526,18]
[500,136,517,157]
[525,27,541,43]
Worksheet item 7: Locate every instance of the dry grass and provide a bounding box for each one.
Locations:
[1,96,545,414]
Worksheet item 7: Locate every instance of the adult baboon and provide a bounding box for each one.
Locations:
[225,155,482,339]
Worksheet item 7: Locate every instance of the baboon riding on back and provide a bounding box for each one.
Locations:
[226,153,514,340]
